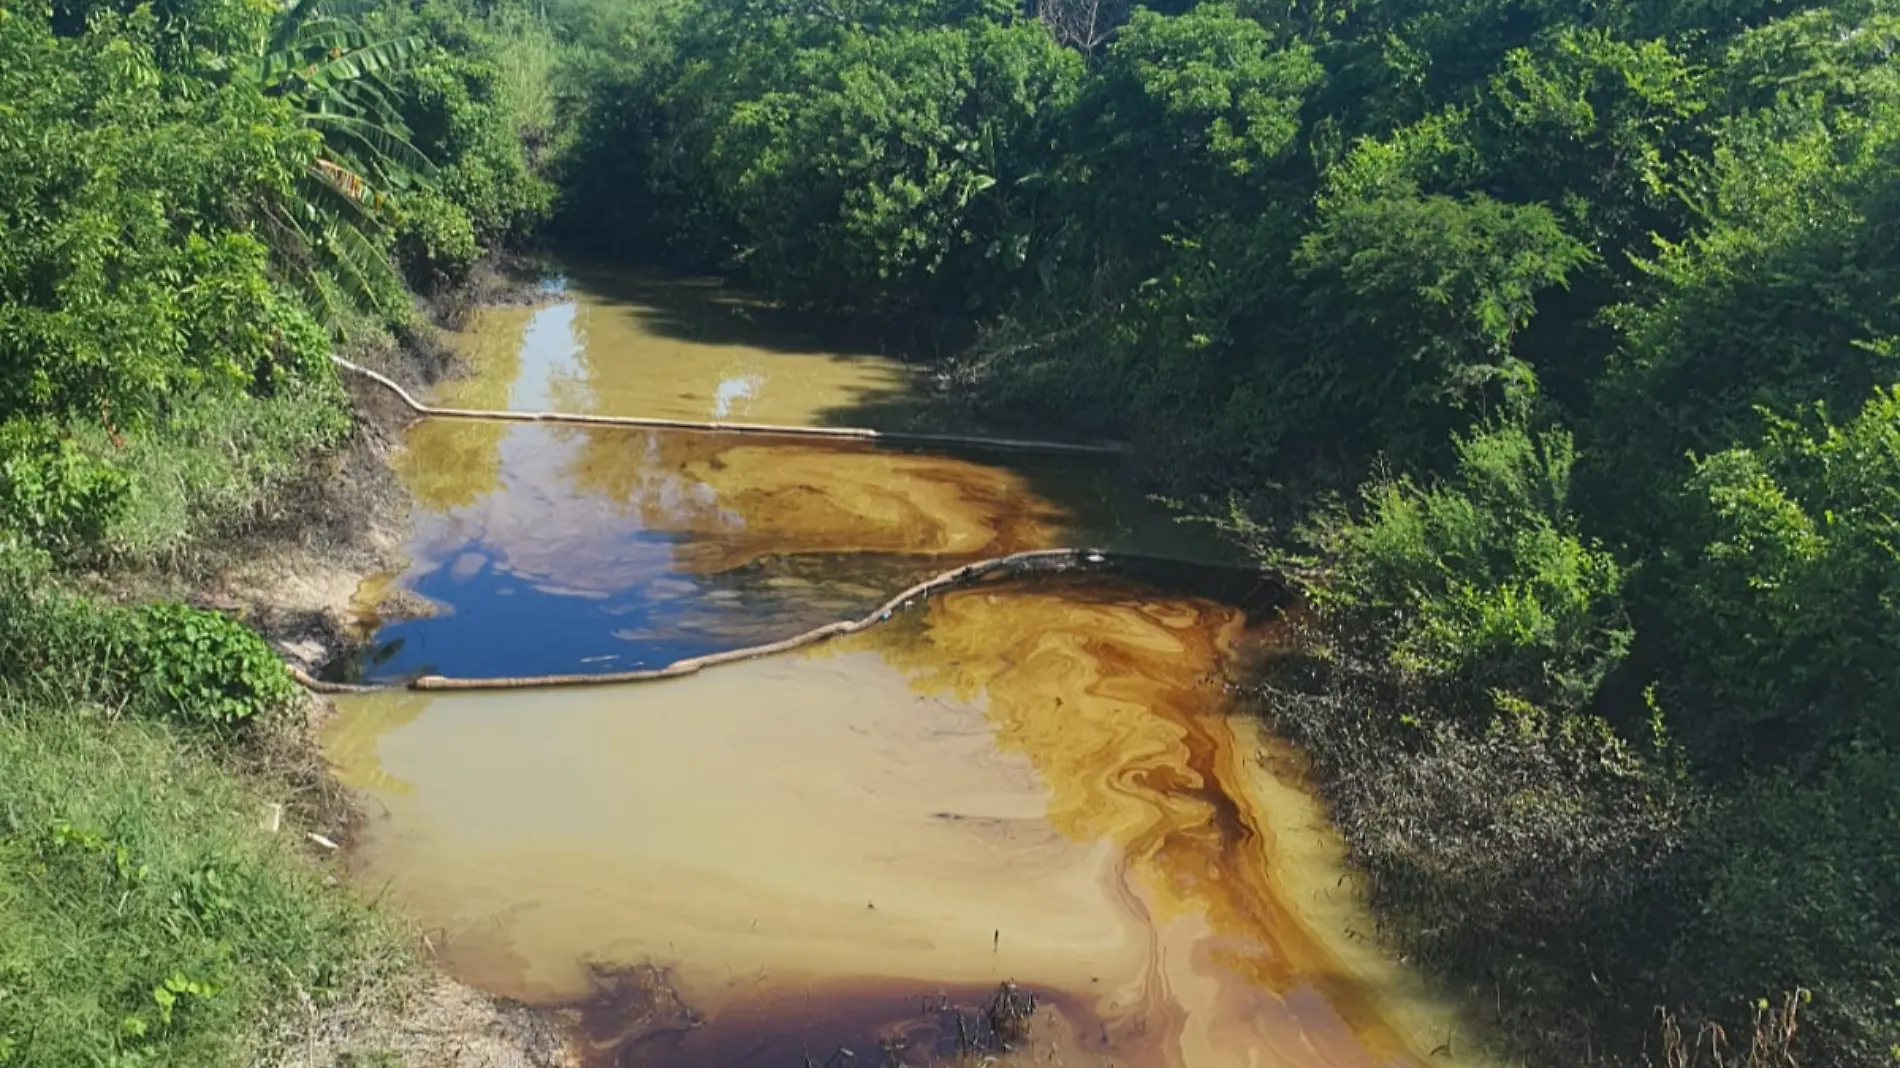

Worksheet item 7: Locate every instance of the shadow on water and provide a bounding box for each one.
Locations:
[561,263,901,363]
[556,262,1042,438]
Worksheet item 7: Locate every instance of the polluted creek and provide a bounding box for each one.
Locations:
[323,269,1493,1068]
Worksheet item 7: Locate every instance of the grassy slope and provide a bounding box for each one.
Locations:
[0,371,409,1068]
[0,696,405,1067]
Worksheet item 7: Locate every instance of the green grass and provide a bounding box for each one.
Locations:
[0,697,406,1068]
[73,387,351,568]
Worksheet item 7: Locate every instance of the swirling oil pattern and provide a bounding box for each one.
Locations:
[337,271,1234,683]
[355,421,1073,680]
[323,574,1495,1068]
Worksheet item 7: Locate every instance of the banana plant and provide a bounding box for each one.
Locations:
[222,0,437,323]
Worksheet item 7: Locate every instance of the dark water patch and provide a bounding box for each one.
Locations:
[560,970,1107,1068]
[331,550,1277,685]
[329,550,918,683]
[561,266,882,363]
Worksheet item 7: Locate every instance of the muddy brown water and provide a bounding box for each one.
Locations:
[324,270,1496,1067]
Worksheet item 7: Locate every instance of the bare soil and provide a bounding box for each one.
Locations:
[258,972,574,1068]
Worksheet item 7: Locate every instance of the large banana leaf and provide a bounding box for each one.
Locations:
[260,22,374,84]
[323,76,407,127]
[296,172,404,315]
[248,0,435,327]
[282,15,371,51]
[267,0,381,55]
[307,112,436,184]
[295,36,427,94]
[320,213,404,316]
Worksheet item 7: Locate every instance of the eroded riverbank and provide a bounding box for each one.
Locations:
[320,268,1496,1068]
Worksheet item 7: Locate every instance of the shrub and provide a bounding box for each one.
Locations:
[1306,418,1632,713]
[0,419,132,552]
[1661,388,1900,769]
[127,602,298,727]
[1293,192,1592,456]
[395,190,482,294]
[0,545,294,728]
[388,25,553,246]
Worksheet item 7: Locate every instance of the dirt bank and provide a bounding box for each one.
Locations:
[258,972,574,1068]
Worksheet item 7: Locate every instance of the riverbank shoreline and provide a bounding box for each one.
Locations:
[260,258,590,1068]
[172,255,559,677]
[99,253,590,1068]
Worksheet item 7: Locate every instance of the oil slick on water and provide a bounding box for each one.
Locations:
[325,576,1490,1068]
[337,270,1232,683]
[326,268,1493,1066]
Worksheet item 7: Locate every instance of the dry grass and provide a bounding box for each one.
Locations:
[1654,992,1806,1068]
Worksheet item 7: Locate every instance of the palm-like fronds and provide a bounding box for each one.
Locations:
[291,34,428,92]
[238,0,437,326]
[258,162,410,325]
[307,111,435,188]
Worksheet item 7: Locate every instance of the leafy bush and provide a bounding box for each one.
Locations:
[703,18,1082,318]
[0,544,294,728]
[1586,92,1900,548]
[127,603,298,727]
[1307,419,1631,712]
[1294,193,1592,455]
[383,3,554,247]
[0,420,132,552]
[0,10,323,426]
[395,190,482,293]
[1654,387,1900,770]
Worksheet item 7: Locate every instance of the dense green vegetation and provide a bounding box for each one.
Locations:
[0,0,548,1059]
[5,0,1895,1059]
[547,0,1900,1062]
